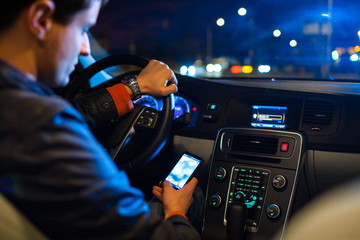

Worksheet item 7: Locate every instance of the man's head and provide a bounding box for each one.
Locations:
[0,0,108,87]
[0,0,108,33]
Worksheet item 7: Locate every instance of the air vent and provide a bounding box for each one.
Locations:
[232,135,278,155]
[303,100,334,125]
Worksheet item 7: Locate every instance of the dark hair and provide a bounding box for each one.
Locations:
[0,0,108,32]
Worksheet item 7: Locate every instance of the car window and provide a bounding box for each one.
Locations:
[91,0,360,80]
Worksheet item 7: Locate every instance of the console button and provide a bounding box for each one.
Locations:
[209,194,222,208]
[280,142,289,152]
[214,167,227,180]
[266,204,281,219]
[272,175,287,190]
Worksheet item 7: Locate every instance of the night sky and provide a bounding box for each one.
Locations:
[91,0,360,72]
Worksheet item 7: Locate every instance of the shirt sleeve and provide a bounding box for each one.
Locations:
[71,83,133,131]
[106,83,134,117]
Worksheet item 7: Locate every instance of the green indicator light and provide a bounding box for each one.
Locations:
[235,168,239,171]
[262,172,269,175]
[241,169,246,172]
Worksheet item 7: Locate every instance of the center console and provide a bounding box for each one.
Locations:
[202,128,305,240]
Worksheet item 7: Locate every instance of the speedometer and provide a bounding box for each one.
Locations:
[174,95,190,119]
[134,95,159,110]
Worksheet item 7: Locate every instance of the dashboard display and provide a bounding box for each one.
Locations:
[251,105,287,129]
[134,95,191,120]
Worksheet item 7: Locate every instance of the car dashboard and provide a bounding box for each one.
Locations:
[152,75,360,240]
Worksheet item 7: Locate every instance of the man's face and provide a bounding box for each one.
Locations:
[38,1,102,87]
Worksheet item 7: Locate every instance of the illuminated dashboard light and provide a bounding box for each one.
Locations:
[206,64,215,72]
[289,40,297,47]
[242,65,253,74]
[273,29,281,37]
[231,65,242,74]
[238,8,247,16]
[180,65,188,75]
[258,65,271,73]
[216,18,225,27]
[350,54,359,62]
[192,107,198,112]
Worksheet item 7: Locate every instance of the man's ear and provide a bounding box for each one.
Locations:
[27,0,56,41]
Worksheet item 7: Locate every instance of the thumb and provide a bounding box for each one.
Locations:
[162,180,173,189]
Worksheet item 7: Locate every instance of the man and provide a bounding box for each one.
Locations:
[0,0,201,239]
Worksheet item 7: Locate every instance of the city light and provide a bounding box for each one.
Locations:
[206,64,215,72]
[350,54,359,62]
[180,65,188,75]
[242,65,253,74]
[258,65,271,73]
[214,64,222,73]
[290,40,297,47]
[238,8,247,16]
[273,29,281,38]
[216,18,225,27]
[331,50,339,61]
[355,46,360,52]
[358,30,360,39]
[188,66,196,76]
[231,65,242,74]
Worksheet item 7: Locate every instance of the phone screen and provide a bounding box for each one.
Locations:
[165,152,202,189]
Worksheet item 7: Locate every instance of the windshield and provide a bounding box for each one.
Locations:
[91,0,360,80]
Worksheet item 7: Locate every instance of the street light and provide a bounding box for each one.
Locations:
[238,8,247,16]
[216,18,225,27]
[273,29,281,37]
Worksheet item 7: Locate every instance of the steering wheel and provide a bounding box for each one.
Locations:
[64,54,174,171]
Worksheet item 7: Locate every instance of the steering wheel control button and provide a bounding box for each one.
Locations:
[272,175,287,190]
[280,142,289,152]
[214,167,227,180]
[135,108,158,131]
[209,194,222,208]
[266,204,281,219]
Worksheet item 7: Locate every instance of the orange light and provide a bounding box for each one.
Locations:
[231,65,242,74]
[242,65,253,74]
[355,46,360,52]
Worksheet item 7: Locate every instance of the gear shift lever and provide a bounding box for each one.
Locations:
[226,200,248,240]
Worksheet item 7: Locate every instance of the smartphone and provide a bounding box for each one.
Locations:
[165,152,203,189]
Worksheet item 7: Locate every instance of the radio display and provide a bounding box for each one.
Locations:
[251,105,287,129]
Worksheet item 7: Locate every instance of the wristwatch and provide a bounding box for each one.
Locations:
[122,75,142,100]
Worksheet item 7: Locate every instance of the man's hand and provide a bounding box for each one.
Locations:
[152,178,198,219]
[137,59,178,97]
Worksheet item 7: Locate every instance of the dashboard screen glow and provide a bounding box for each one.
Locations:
[251,105,287,129]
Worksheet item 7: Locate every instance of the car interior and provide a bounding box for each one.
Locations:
[2,0,360,239]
